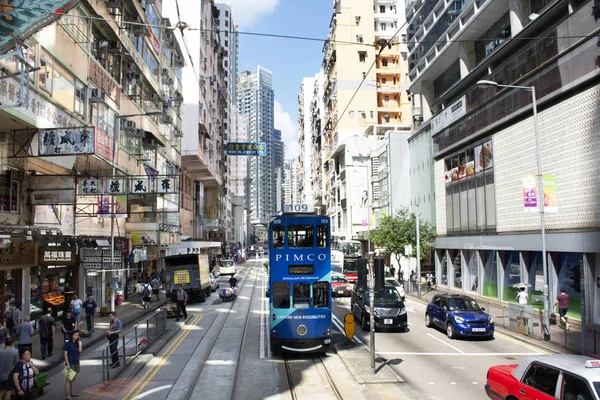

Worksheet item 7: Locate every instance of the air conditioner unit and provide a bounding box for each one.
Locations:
[122,120,137,131]
[132,128,145,137]
[89,88,105,103]
[174,55,184,66]
[107,41,122,53]
[173,130,184,138]
[161,115,173,124]
[161,68,169,76]
[104,0,121,8]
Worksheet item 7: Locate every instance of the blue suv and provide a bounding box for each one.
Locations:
[425,294,494,339]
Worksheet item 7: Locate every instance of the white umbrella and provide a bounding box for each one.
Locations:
[513,283,532,288]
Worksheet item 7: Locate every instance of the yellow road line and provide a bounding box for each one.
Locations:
[122,314,202,400]
[495,331,551,355]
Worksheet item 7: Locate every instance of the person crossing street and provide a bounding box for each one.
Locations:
[175,285,188,322]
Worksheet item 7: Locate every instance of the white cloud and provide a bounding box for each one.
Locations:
[274,101,299,160]
[230,0,279,28]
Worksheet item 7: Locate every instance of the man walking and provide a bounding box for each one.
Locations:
[8,303,22,337]
[554,287,570,330]
[82,294,97,333]
[175,285,188,322]
[141,282,152,309]
[0,338,19,400]
[106,313,122,368]
[38,309,56,360]
[16,317,34,358]
[151,275,160,302]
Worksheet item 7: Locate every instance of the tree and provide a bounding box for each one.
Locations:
[367,207,436,270]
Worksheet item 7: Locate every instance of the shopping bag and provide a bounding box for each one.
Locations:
[62,366,77,381]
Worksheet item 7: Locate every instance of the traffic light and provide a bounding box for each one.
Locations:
[569,264,581,292]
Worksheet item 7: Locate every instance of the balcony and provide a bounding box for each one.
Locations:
[181,145,221,186]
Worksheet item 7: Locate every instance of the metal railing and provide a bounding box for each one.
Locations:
[102,309,168,382]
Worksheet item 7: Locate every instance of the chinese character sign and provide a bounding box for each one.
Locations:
[226,142,267,156]
[39,129,94,155]
[78,179,99,195]
[130,178,149,193]
[158,177,176,193]
[105,178,126,194]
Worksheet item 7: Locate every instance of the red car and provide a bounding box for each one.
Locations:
[331,274,352,297]
[485,354,600,400]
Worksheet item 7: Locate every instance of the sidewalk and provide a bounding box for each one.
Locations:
[405,284,599,356]
[29,292,170,374]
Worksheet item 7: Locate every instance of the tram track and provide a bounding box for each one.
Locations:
[283,353,344,400]
[183,260,259,400]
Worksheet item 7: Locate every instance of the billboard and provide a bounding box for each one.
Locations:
[0,1,80,56]
[350,165,369,225]
[226,142,266,156]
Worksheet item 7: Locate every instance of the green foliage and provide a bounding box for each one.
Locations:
[367,206,436,267]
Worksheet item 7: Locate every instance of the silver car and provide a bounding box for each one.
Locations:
[209,273,220,292]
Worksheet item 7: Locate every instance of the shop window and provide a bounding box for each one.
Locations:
[556,253,583,320]
[439,250,448,286]
[524,252,545,310]
[482,251,498,299]
[464,250,479,292]
[503,251,521,302]
[313,282,329,308]
[272,282,290,308]
[288,225,314,248]
[292,283,310,308]
[451,250,462,289]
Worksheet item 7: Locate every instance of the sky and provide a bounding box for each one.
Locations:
[229,0,332,160]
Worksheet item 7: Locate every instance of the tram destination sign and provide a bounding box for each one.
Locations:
[288,265,314,275]
[226,142,266,156]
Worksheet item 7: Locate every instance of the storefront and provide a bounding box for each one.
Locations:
[32,244,78,321]
[80,238,127,308]
[0,239,36,323]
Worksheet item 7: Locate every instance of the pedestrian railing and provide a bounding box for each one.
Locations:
[101,309,168,382]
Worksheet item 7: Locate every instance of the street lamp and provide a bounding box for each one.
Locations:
[476,80,550,341]
[109,110,163,312]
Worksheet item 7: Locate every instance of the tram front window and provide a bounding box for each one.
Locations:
[272,226,285,248]
[313,282,329,308]
[288,225,314,248]
[273,282,290,308]
[293,283,311,308]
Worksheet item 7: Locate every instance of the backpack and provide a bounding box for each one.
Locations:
[142,285,150,297]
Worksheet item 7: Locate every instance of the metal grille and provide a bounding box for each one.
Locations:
[375,307,399,317]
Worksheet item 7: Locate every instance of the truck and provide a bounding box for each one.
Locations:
[163,254,212,302]
[336,240,363,283]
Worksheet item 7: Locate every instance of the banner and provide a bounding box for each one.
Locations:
[97,195,110,217]
[522,174,558,213]
[542,174,557,213]
[522,175,538,212]
[130,231,157,246]
[115,195,127,217]
[144,164,159,182]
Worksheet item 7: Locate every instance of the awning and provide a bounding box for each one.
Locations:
[144,130,165,148]
[95,239,111,247]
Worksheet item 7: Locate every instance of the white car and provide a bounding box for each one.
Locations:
[219,259,237,276]
[385,277,406,301]
[209,273,220,292]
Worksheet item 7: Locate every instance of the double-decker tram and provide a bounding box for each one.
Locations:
[268,204,332,354]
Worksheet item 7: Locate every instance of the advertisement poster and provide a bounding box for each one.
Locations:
[115,195,127,217]
[522,175,538,212]
[97,195,110,217]
[543,174,557,213]
[466,160,475,177]
[350,166,369,225]
[130,231,157,245]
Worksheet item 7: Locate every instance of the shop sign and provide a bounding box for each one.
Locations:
[30,190,75,205]
[0,240,35,267]
[113,237,129,256]
[78,178,99,195]
[431,96,466,134]
[130,178,150,194]
[226,142,267,156]
[39,246,76,266]
[39,128,94,156]
[130,231,157,246]
[104,178,126,194]
[94,128,117,164]
[160,232,180,246]
[89,58,121,106]
[131,247,147,263]
[208,230,224,241]
[157,176,177,193]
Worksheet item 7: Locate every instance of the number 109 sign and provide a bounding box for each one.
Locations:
[283,204,314,213]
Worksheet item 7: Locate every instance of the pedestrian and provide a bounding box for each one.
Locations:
[16,317,34,358]
[175,285,188,322]
[141,282,152,309]
[135,281,141,304]
[0,338,19,400]
[409,270,416,291]
[70,294,83,328]
[82,294,97,333]
[554,287,570,330]
[0,321,7,350]
[7,303,22,337]
[390,265,396,281]
[426,273,434,292]
[106,313,122,368]
[38,308,56,360]
[399,269,404,283]
[62,311,76,342]
[63,331,82,399]
[11,349,38,400]
[151,275,160,302]
[515,286,529,305]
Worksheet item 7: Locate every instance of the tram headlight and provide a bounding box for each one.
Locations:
[296,325,308,336]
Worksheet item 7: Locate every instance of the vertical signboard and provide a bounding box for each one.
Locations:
[351,166,369,225]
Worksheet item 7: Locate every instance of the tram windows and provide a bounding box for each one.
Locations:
[292,283,311,308]
[288,225,315,248]
[313,282,330,308]
[316,225,329,248]
[272,282,290,308]
[272,226,285,248]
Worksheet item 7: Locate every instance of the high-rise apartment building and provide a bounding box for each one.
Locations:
[298,76,316,203]
[237,66,277,237]
[407,0,600,329]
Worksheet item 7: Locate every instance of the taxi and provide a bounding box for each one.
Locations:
[485,354,600,400]
[331,273,352,297]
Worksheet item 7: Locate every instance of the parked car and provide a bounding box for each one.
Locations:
[209,273,220,292]
[351,283,407,332]
[485,354,600,400]
[385,277,406,302]
[219,259,237,276]
[425,294,494,339]
[331,274,352,297]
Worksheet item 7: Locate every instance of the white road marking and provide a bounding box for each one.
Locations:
[376,352,539,356]
[426,333,465,354]
[428,382,435,385]
[472,382,478,385]
[450,382,456,385]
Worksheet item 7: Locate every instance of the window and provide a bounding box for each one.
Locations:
[356,34,363,43]
[362,72,367,79]
[120,129,141,154]
[522,363,560,396]
[382,58,388,67]
[313,282,329,308]
[384,113,390,123]
[379,5,385,13]
[359,52,366,62]
[225,20,228,27]
[0,170,19,213]
[482,251,498,299]
[381,78,387,85]
[52,62,75,112]
[380,23,387,31]
[349,111,355,119]
[90,102,116,136]
[273,282,290,308]
[370,111,374,118]
[272,226,285,248]
[292,283,310,308]
[225,10,229,17]
[561,372,594,400]
[74,80,86,117]
[39,54,52,93]
[287,225,314,248]
[143,44,159,77]
[225,40,228,47]
[503,251,521,301]
[316,225,328,248]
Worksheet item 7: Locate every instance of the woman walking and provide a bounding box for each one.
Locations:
[70,294,83,328]
[63,331,82,400]
[11,349,38,400]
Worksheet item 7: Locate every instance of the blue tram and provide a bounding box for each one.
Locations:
[268,209,332,353]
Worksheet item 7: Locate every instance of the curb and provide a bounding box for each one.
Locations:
[333,342,404,384]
